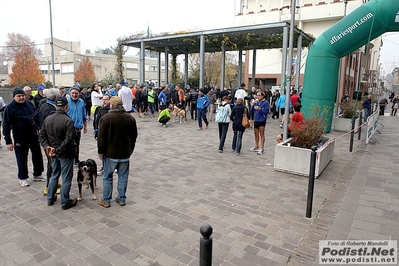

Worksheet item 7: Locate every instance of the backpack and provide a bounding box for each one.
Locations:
[215,103,228,123]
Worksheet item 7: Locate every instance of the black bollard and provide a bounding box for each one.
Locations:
[306,146,318,218]
[349,116,355,152]
[358,111,362,140]
[199,223,213,266]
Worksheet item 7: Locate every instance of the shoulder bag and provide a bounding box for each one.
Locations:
[242,108,250,129]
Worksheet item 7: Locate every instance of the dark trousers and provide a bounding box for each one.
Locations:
[197,109,208,128]
[190,103,197,119]
[218,123,229,151]
[74,129,82,163]
[143,99,148,113]
[14,139,44,180]
[272,105,279,118]
[159,117,170,125]
[379,105,385,115]
[46,153,52,185]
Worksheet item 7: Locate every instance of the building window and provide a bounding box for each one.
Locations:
[235,0,244,14]
[125,62,138,70]
[150,66,157,72]
[62,63,74,74]
[40,64,48,75]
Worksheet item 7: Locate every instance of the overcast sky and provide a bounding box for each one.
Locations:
[0,0,235,53]
[1,0,399,75]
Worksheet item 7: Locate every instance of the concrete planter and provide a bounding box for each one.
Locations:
[274,138,334,178]
[333,116,360,133]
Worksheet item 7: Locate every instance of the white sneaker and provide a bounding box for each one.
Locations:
[33,175,46,182]
[250,146,259,152]
[257,149,265,155]
[19,179,29,187]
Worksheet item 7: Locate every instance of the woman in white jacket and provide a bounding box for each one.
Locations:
[216,96,232,153]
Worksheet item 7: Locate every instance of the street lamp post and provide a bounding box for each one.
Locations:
[335,0,349,116]
[370,50,377,92]
[283,0,296,141]
[49,0,56,87]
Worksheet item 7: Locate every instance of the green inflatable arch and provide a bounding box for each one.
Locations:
[302,0,399,132]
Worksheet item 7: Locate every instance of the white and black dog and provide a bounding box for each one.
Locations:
[77,159,98,201]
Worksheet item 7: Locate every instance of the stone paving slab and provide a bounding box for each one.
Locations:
[0,110,390,265]
[320,115,399,264]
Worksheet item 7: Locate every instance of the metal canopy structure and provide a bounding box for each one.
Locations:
[122,22,314,54]
[122,21,315,89]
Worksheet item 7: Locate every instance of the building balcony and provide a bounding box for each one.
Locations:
[300,1,347,21]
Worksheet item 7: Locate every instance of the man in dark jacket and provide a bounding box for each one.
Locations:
[35,88,61,195]
[34,84,46,108]
[3,88,44,187]
[189,88,199,120]
[39,96,78,210]
[97,96,138,207]
[93,94,111,176]
[363,95,372,122]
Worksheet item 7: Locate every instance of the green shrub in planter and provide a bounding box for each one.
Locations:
[339,100,362,118]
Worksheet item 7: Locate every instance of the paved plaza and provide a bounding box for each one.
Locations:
[0,110,398,265]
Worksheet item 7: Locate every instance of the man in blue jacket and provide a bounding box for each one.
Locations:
[2,88,44,186]
[196,89,210,130]
[67,87,87,165]
[363,95,372,122]
[158,85,167,111]
[275,93,292,128]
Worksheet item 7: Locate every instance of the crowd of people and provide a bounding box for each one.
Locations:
[4,78,399,212]
[1,83,137,210]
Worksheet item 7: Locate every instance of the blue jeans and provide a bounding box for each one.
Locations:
[232,131,244,153]
[148,102,155,115]
[364,108,371,122]
[102,157,130,203]
[47,157,74,206]
[218,123,229,151]
[197,108,208,128]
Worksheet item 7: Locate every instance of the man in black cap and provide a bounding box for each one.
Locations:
[39,96,78,210]
[2,88,44,187]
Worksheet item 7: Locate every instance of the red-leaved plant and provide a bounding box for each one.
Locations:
[289,105,330,149]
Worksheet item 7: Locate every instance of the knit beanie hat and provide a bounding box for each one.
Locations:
[13,88,25,97]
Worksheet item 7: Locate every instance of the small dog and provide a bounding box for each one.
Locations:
[171,105,186,124]
[77,159,98,201]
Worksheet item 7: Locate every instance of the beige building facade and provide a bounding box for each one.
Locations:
[7,38,171,88]
[233,0,382,98]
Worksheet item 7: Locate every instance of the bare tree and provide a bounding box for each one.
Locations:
[188,52,239,88]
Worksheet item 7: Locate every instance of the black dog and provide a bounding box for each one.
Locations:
[77,159,98,201]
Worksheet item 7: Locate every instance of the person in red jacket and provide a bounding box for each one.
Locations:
[276,102,304,143]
